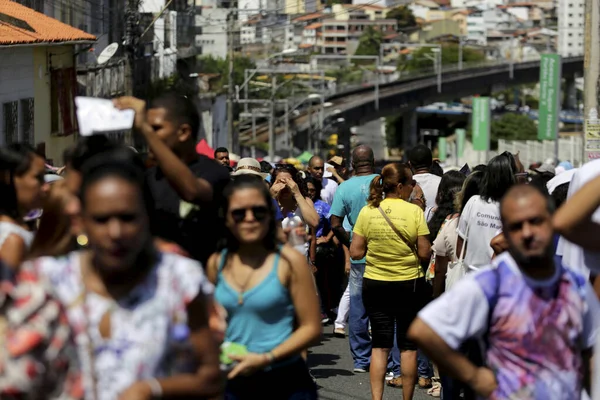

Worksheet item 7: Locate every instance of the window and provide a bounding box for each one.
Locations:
[3,101,18,145]
[20,98,34,145]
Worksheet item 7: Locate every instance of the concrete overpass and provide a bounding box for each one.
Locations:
[239,56,583,151]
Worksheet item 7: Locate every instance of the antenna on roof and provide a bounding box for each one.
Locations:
[96,43,119,65]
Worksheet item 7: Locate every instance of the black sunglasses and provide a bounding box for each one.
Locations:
[230,206,269,223]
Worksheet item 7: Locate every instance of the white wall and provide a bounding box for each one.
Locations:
[557,0,585,56]
[140,0,167,13]
[197,7,229,59]
[0,48,34,145]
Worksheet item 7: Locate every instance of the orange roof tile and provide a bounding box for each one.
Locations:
[0,1,95,45]
[299,43,314,48]
[304,22,322,29]
[293,12,324,22]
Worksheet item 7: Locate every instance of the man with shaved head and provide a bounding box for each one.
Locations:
[308,155,338,205]
[330,145,378,373]
[409,184,600,400]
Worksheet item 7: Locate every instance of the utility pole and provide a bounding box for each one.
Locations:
[584,0,600,162]
[268,75,276,161]
[458,36,463,71]
[124,0,140,96]
[227,10,236,153]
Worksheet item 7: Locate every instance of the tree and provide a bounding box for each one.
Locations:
[355,26,383,57]
[489,113,537,148]
[399,43,485,72]
[386,6,417,30]
[197,55,257,92]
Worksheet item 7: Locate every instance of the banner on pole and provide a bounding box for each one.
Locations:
[438,137,447,161]
[455,129,466,158]
[472,97,490,151]
[538,53,561,141]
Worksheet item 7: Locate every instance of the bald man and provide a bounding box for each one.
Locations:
[308,156,338,205]
[409,184,600,400]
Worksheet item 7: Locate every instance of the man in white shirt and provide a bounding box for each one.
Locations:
[409,184,600,400]
[408,145,441,211]
[308,156,338,205]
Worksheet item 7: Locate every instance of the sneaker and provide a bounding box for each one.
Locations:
[333,327,346,337]
[321,314,330,325]
[385,372,394,381]
[418,377,433,389]
[353,367,368,373]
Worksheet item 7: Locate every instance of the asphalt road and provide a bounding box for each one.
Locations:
[308,328,434,400]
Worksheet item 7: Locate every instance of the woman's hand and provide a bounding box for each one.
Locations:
[270,182,286,198]
[118,381,153,400]
[227,353,270,379]
[283,177,301,197]
[316,236,330,245]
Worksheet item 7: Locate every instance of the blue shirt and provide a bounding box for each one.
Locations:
[272,198,283,221]
[313,199,331,237]
[330,174,379,264]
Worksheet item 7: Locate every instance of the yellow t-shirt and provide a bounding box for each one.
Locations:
[353,198,430,281]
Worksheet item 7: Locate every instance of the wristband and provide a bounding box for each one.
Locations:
[146,378,163,398]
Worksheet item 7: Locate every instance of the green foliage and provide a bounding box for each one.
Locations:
[325,66,363,86]
[386,6,417,29]
[385,115,402,149]
[143,74,196,101]
[399,44,485,72]
[355,26,384,57]
[197,55,257,92]
[490,113,537,148]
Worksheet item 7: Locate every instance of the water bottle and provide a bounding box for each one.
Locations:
[168,323,197,374]
[285,213,306,255]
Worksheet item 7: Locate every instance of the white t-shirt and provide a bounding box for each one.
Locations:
[457,195,502,269]
[419,253,600,400]
[0,221,34,249]
[320,177,338,206]
[32,251,213,400]
[414,173,442,210]
[556,160,600,276]
[432,217,459,262]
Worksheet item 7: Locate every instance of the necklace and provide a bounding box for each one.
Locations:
[235,268,258,305]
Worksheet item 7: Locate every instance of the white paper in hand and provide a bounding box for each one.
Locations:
[323,162,333,178]
[75,97,135,136]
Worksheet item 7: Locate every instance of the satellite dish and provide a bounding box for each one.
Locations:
[97,43,119,65]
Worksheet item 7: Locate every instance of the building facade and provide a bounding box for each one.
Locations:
[557,0,584,56]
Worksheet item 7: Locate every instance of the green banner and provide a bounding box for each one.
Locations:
[472,97,490,151]
[438,137,447,161]
[538,53,561,141]
[455,128,466,158]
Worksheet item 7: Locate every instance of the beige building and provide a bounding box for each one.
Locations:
[0,2,95,164]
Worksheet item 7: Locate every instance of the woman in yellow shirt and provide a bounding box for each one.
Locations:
[350,163,431,400]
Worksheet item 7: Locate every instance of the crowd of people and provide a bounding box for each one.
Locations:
[0,92,598,400]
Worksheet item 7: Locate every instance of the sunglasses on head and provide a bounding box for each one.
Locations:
[230,206,269,223]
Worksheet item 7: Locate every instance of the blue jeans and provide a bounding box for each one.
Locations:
[349,263,371,369]
[388,341,432,378]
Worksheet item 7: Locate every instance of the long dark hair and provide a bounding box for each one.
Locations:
[271,164,308,198]
[222,175,278,251]
[428,171,466,242]
[456,171,484,214]
[0,144,38,219]
[480,152,518,202]
[304,176,323,201]
[368,163,412,208]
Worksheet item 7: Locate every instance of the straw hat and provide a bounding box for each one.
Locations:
[231,157,268,179]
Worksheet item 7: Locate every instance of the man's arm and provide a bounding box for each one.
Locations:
[331,215,350,248]
[114,97,214,204]
[408,319,497,397]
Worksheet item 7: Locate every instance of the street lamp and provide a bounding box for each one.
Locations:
[424,48,442,93]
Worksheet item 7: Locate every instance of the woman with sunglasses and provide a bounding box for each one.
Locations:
[350,163,432,400]
[207,175,321,399]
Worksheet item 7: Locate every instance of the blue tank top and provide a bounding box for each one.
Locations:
[214,249,295,354]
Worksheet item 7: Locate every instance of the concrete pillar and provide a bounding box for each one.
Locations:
[402,111,418,151]
[564,76,577,110]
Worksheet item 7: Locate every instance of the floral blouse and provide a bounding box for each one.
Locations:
[0,266,83,400]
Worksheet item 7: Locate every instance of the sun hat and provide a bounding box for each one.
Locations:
[231,158,269,179]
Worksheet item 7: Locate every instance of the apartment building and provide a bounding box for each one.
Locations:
[316,18,397,54]
[557,0,584,56]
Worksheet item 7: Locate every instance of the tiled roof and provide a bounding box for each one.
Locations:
[0,1,95,45]
[304,22,322,29]
[293,12,323,22]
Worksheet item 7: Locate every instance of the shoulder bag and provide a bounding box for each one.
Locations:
[377,206,422,273]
